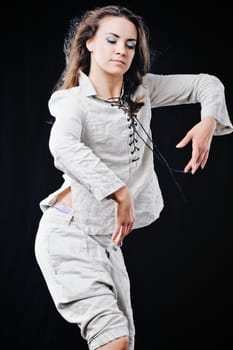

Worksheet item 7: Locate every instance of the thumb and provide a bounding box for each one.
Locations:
[176,132,191,148]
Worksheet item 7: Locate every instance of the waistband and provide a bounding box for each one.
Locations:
[43,203,75,225]
[43,205,120,249]
[53,201,72,214]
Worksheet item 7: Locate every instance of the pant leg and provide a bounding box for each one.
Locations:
[90,235,135,350]
[34,207,134,350]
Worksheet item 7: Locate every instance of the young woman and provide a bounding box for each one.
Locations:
[34,5,233,350]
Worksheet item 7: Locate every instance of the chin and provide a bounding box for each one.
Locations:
[106,67,128,77]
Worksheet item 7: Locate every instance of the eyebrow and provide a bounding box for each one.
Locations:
[105,32,137,41]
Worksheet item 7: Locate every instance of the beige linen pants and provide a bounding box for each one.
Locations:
[34,206,135,349]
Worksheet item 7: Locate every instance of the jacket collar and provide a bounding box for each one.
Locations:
[78,71,97,97]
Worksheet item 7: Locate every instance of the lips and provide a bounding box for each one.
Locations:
[111,59,125,65]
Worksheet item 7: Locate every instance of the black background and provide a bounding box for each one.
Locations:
[2,1,233,349]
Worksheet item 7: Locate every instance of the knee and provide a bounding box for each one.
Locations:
[97,336,129,350]
[117,336,129,350]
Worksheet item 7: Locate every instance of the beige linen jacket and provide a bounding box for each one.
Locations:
[39,71,233,235]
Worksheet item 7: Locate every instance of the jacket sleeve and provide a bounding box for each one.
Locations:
[144,73,233,135]
[48,90,125,201]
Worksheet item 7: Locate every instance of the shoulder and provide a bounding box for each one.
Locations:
[141,73,162,86]
[48,87,85,117]
[135,73,165,96]
[132,73,162,99]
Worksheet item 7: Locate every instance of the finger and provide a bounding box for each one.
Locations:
[184,160,192,173]
[127,219,135,234]
[200,151,209,169]
[189,141,205,173]
[127,223,134,234]
[113,223,128,245]
[186,155,205,174]
[184,155,202,174]
[114,228,126,246]
[176,132,192,148]
[112,224,121,241]
[191,142,201,164]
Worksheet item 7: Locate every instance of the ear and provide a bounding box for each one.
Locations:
[86,38,93,52]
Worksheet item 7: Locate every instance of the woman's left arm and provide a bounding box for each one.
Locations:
[146,73,233,135]
[144,73,233,173]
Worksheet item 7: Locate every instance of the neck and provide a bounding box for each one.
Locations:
[88,70,123,100]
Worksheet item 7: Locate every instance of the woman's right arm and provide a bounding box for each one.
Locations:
[48,90,125,201]
[108,186,135,246]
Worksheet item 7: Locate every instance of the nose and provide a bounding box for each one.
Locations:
[115,41,126,56]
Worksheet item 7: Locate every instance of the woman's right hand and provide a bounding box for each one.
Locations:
[110,186,135,246]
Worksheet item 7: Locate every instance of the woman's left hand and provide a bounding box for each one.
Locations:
[176,116,217,174]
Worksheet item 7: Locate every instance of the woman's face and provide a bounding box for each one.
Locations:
[86,15,137,77]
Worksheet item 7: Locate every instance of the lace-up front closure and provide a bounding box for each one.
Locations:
[102,96,189,200]
[106,97,141,163]
[127,114,140,162]
[91,93,189,200]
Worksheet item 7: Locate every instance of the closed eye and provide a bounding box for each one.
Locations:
[126,40,136,49]
[106,36,136,50]
[106,36,117,44]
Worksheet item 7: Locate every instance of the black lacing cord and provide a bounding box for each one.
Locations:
[93,95,189,201]
[133,114,189,202]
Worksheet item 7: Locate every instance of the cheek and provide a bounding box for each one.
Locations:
[128,51,136,64]
[95,44,111,59]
